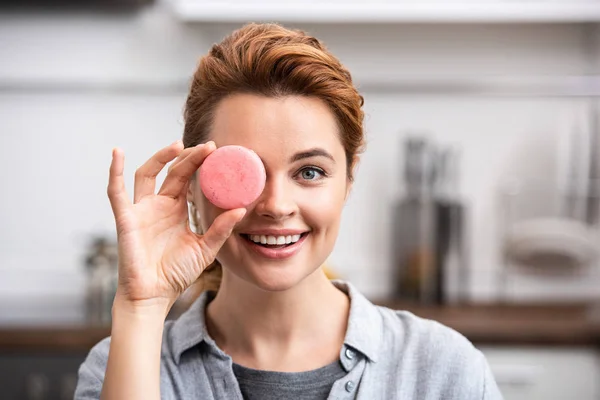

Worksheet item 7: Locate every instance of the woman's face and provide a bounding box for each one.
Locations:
[190,93,351,292]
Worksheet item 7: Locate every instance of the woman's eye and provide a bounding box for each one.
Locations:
[298,167,325,181]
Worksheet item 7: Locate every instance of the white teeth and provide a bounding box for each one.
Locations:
[248,234,305,245]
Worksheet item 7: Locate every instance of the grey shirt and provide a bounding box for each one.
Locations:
[233,359,346,399]
[75,280,503,400]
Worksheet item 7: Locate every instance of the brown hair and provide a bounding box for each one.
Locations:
[183,22,365,293]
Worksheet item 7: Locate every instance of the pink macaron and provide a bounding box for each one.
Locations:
[199,145,266,209]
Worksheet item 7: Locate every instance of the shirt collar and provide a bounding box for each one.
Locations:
[170,279,383,364]
[333,279,381,363]
[170,289,216,364]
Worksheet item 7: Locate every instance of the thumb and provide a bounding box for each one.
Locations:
[198,208,247,260]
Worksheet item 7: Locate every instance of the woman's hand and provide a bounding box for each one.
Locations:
[106,140,245,312]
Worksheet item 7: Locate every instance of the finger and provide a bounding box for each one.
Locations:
[107,148,132,219]
[133,140,184,203]
[198,208,246,261]
[167,146,195,174]
[157,141,216,199]
[166,146,202,199]
[168,147,198,199]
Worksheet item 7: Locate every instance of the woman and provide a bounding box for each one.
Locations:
[75,23,502,400]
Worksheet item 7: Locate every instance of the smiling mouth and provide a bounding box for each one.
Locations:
[240,233,309,249]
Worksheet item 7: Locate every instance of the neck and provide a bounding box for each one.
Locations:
[205,269,350,371]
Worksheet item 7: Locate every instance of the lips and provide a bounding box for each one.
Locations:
[239,232,309,260]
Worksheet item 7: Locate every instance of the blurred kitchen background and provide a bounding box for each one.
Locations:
[2,0,600,399]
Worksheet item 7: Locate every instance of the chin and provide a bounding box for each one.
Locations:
[246,267,310,292]
[224,259,316,293]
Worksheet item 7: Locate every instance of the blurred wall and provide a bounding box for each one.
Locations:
[0,1,598,321]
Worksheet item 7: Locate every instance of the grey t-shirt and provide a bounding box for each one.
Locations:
[74,280,504,399]
[233,359,347,400]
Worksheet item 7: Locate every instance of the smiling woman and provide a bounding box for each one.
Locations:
[74,23,503,400]
[190,93,351,294]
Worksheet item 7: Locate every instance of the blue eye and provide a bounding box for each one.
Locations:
[299,167,324,181]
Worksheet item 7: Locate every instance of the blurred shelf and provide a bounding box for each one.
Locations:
[173,1,600,24]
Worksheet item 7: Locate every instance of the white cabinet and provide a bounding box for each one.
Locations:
[479,346,600,400]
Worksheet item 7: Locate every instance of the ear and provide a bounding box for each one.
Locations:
[345,155,359,200]
[345,179,353,201]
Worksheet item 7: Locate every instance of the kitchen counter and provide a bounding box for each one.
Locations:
[0,326,110,353]
[376,301,600,347]
[1,302,600,353]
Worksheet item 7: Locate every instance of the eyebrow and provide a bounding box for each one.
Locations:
[290,148,335,163]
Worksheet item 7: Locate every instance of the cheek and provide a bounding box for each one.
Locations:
[299,182,347,230]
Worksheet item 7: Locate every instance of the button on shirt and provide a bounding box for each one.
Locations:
[74,280,503,399]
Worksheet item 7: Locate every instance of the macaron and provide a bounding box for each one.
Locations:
[199,145,266,209]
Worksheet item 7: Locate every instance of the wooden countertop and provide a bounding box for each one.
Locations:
[0,325,111,353]
[376,301,600,347]
[1,302,600,353]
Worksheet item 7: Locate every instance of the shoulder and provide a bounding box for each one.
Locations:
[374,306,502,399]
[378,305,476,356]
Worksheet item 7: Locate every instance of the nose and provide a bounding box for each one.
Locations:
[254,174,297,220]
